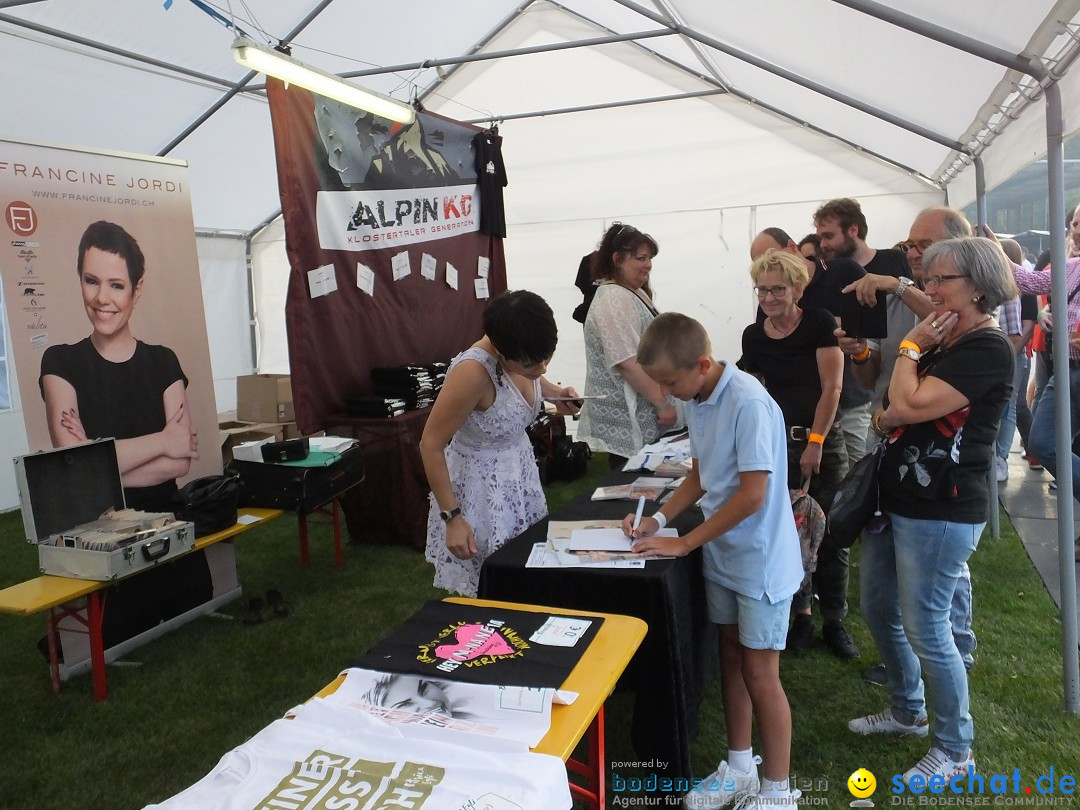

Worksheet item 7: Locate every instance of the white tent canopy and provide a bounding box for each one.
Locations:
[1,0,1079,487]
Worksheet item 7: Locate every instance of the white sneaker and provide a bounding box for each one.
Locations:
[848,708,929,737]
[729,788,804,810]
[903,747,975,786]
[995,456,1008,482]
[684,757,762,809]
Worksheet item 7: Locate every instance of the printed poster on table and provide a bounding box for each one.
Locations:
[348,600,603,689]
[0,138,220,484]
[266,81,507,433]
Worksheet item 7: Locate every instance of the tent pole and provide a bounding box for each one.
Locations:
[833,0,1079,715]
[972,157,1001,540]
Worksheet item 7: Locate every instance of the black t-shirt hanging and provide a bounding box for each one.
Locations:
[473,128,508,237]
[349,600,604,689]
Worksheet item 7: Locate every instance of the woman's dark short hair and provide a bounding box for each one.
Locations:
[590,222,659,284]
[797,233,821,256]
[484,290,558,364]
[77,221,145,286]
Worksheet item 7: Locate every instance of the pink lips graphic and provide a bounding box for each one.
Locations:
[434,623,513,661]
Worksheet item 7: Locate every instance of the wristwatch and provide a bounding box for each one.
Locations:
[439,506,462,523]
[897,347,921,362]
[894,276,915,299]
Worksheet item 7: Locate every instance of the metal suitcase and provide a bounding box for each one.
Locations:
[227,443,364,515]
[14,439,195,581]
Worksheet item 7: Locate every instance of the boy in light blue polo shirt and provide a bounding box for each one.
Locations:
[626,312,803,810]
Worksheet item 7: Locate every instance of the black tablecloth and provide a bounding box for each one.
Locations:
[325,408,431,550]
[477,471,717,780]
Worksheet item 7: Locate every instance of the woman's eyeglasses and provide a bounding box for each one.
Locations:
[754,285,790,298]
[923,274,966,287]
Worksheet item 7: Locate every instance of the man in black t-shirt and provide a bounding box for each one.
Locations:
[814,198,911,464]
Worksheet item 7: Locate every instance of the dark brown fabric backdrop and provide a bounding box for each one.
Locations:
[266,80,507,434]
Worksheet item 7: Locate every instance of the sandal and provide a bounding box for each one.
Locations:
[266,588,292,619]
[242,597,267,625]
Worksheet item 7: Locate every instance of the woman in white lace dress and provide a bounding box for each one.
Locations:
[420,291,580,596]
[578,223,682,467]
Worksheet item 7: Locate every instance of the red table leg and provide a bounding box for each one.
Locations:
[297,513,311,566]
[331,497,343,569]
[87,591,107,701]
[566,704,605,810]
[45,611,61,694]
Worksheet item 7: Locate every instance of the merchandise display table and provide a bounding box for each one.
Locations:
[323,408,431,550]
[315,596,647,810]
[0,507,283,701]
[477,470,717,782]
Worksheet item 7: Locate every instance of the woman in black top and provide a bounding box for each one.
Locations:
[739,249,845,650]
[850,238,1015,786]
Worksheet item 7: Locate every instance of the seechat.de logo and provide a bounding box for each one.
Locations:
[5,201,37,236]
[849,767,877,808]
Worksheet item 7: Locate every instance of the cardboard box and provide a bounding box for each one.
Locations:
[280,422,326,441]
[236,374,295,424]
[219,420,285,464]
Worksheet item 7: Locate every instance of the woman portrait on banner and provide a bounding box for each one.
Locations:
[37,220,206,648]
[737,248,849,654]
[850,237,1015,785]
[577,223,682,468]
[420,290,580,598]
[39,221,198,510]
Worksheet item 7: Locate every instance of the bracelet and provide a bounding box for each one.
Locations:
[899,339,922,353]
[898,347,920,362]
[653,511,668,531]
[894,277,915,299]
[871,410,890,437]
[808,432,825,444]
[851,345,871,364]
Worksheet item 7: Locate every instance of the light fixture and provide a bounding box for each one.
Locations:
[232,36,416,125]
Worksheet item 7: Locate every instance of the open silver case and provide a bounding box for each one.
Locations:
[15,439,195,581]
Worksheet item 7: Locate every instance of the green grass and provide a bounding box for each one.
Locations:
[0,456,1076,809]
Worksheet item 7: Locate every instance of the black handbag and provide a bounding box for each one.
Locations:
[173,471,241,537]
[828,441,885,548]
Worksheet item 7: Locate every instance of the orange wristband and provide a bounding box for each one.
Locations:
[808,432,825,444]
[852,345,871,361]
[899,339,922,353]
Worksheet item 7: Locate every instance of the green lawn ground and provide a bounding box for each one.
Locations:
[0,452,1076,808]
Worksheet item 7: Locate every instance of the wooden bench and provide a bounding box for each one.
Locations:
[0,507,283,701]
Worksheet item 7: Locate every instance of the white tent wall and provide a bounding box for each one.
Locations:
[195,234,255,413]
[249,217,291,374]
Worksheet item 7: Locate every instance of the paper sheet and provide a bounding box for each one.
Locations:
[391,251,411,280]
[307,264,338,298]
[420,253,437,281]
[356,262,375,296]
[477,255,490,278]
[446,262,459,290]
[568,527,679,551]
[474,276,489,299]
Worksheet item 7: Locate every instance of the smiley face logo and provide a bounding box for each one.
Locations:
[848,768,877,798]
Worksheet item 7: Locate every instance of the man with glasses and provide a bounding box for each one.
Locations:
[839,206,980,686]
[749,227,864,659]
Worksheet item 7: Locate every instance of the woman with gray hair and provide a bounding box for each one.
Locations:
[849,237,1016,786]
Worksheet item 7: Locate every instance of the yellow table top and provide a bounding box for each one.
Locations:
[314,596,648,761]
[0,507,285,615]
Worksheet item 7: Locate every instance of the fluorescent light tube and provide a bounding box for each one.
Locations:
[233,37,416,125]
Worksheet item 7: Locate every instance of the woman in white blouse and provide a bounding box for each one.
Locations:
[578,223,681,467]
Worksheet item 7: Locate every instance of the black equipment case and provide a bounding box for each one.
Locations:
[226,444,364,515]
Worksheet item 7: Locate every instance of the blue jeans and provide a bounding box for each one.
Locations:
[995,353,1020,461]
[861,513,983,761]
[1027,367,1080,504]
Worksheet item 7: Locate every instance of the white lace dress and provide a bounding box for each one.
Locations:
[424,348,547,596]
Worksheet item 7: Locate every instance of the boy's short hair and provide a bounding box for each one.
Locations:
[638,312,711,370]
